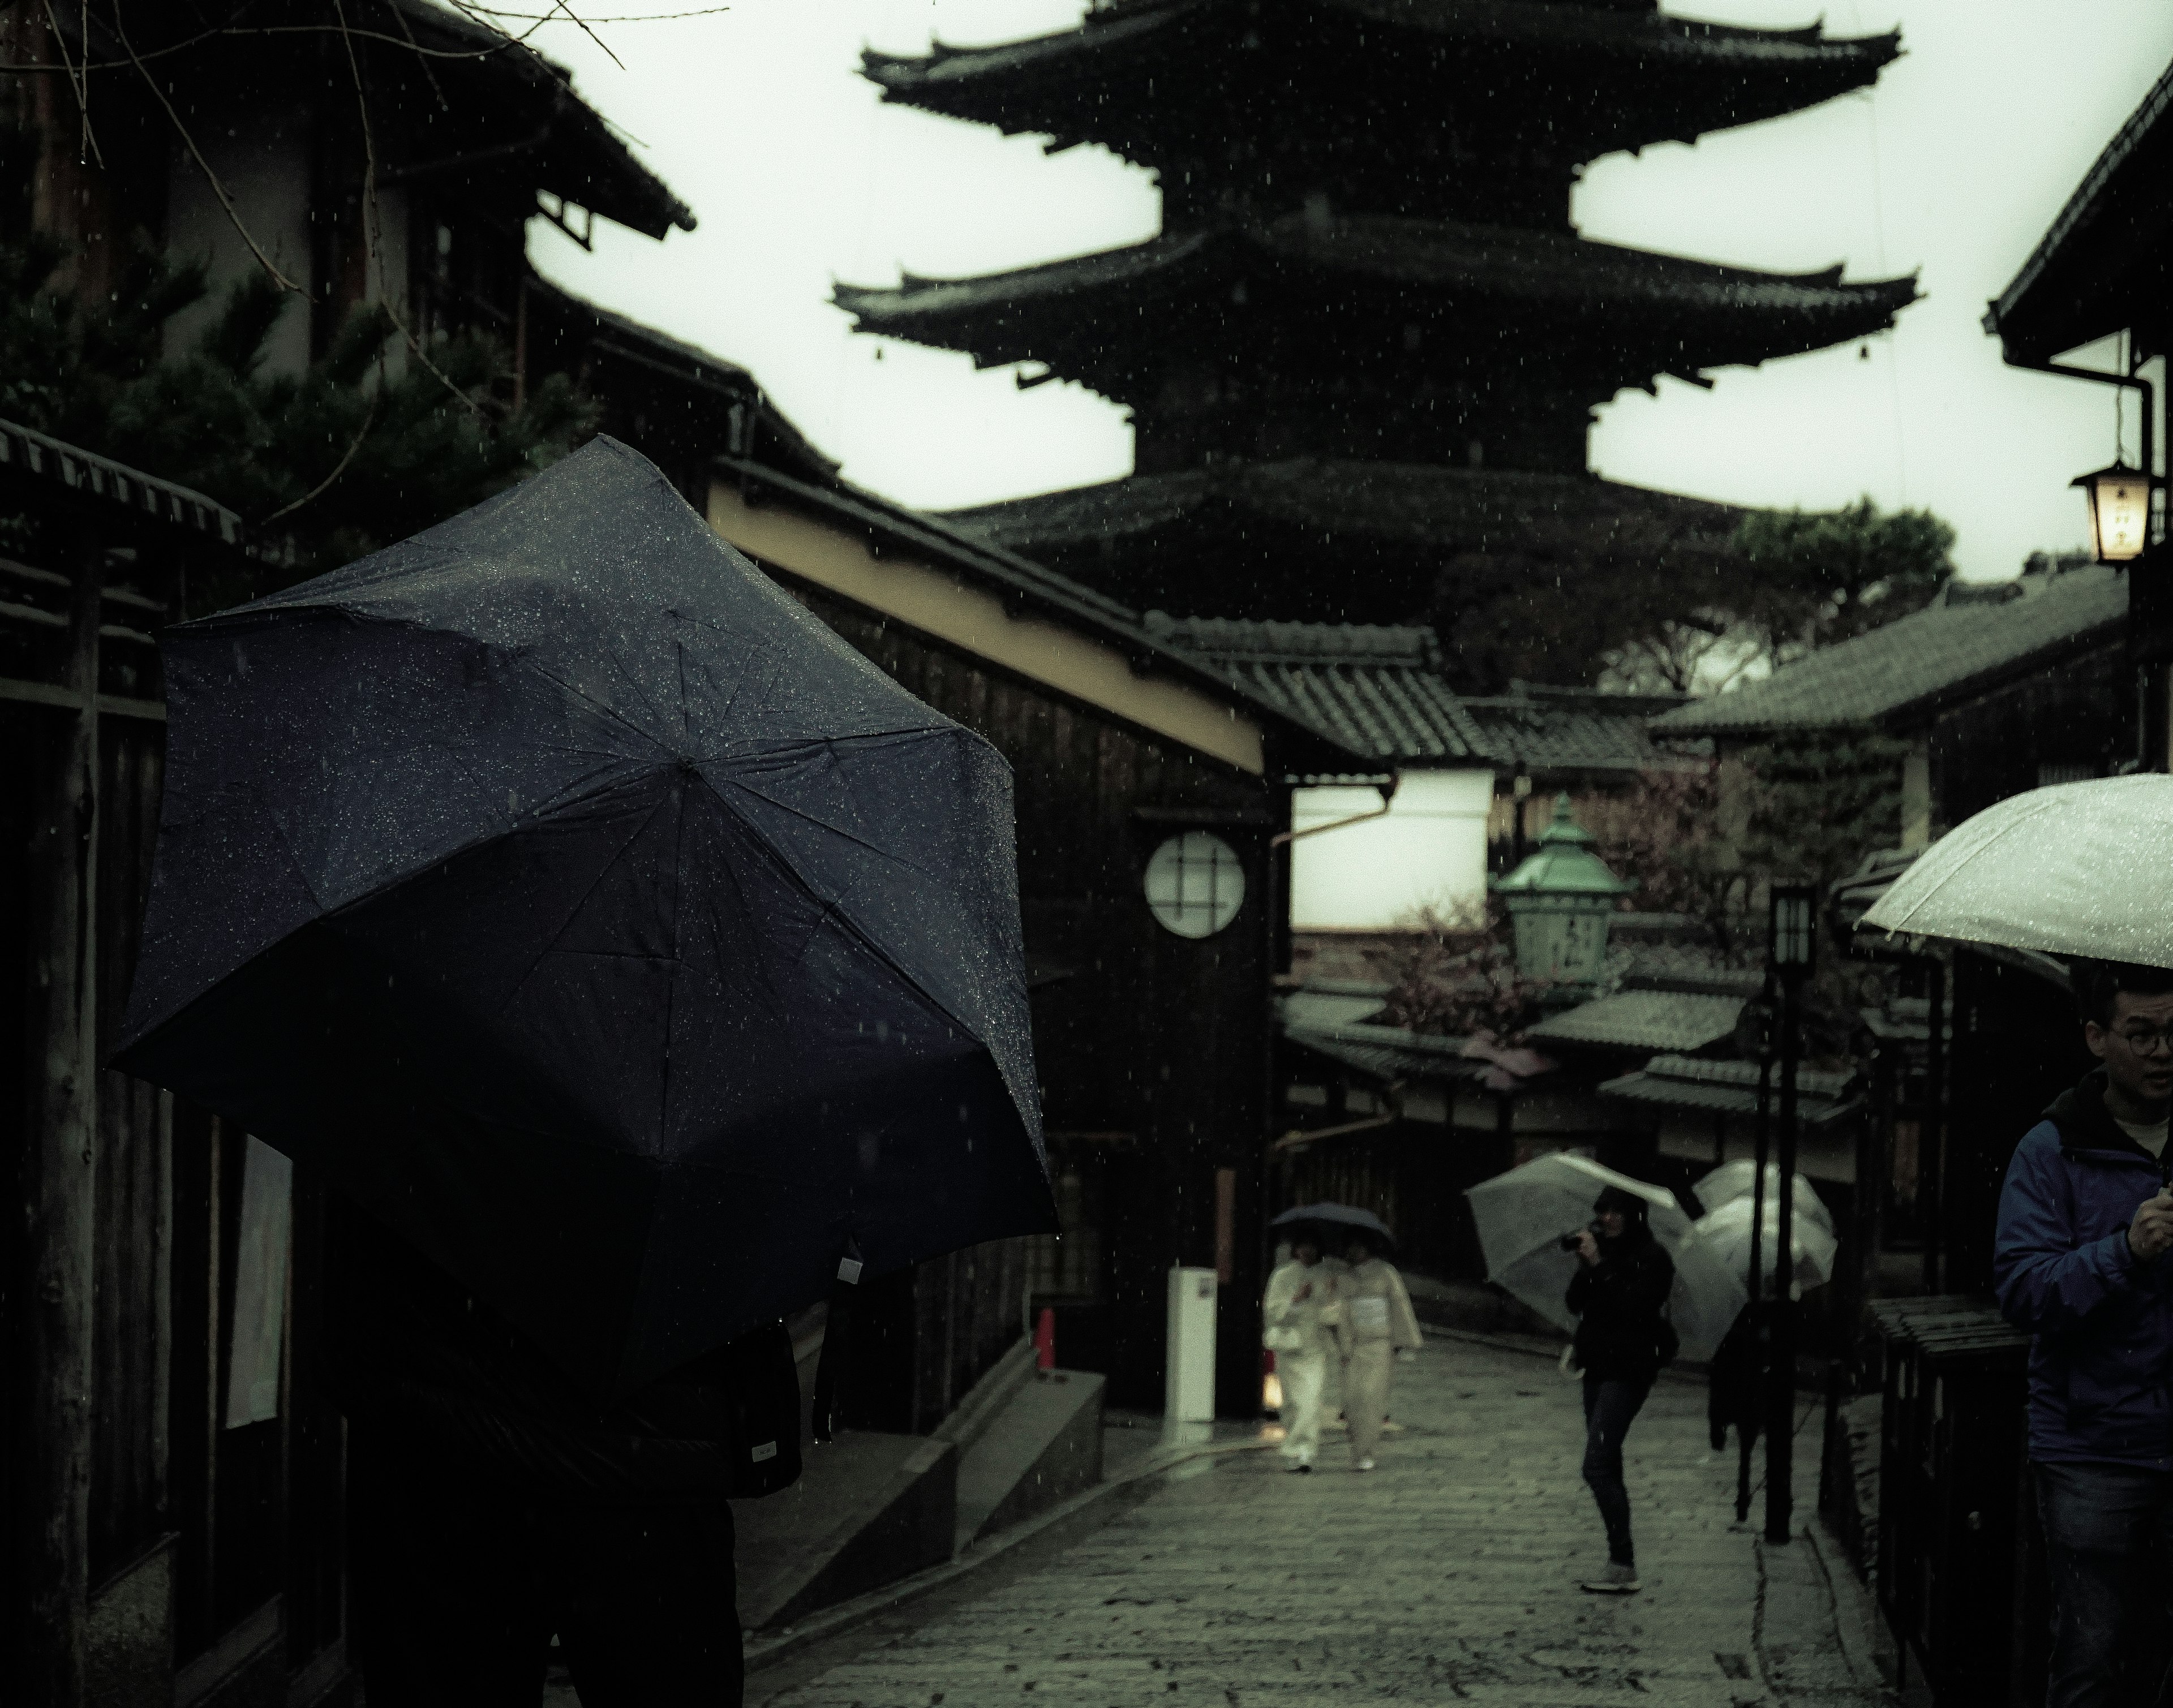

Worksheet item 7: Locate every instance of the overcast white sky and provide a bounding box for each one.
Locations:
[522,0,2173,585]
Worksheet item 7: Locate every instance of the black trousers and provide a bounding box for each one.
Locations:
[348,1422,742,1707]
[1581,1375,1652,1567]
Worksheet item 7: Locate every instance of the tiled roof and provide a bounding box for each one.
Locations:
[1987,55,2173,362]
[1653,567,2127,738]
[1279,988,1392,1030]
[1528,991,1744,1053]
[863,0,1898,164]
[1463,683,1706,776]
[1284,1022,1492,1086]
[383,1,696,240]
[0,417,243,544]
[1599,1054,1859,1125]
[1145,614,1708,776]
[947,459,1741,556]
[1148,616,1486,763]
[836,218,1917,372]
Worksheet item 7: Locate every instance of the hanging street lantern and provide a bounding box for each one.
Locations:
[1492,794,1633,994]
[2071,462,2155,564]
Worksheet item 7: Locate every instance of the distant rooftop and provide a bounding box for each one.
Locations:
[1146,615,1485,763]
[1653,566,2127,739]
[1466,681,1707,776]
[1152,617,1703,777]
[1528,989,1744,1055]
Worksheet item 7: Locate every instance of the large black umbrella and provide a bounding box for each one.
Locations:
[115,438,1053,1400]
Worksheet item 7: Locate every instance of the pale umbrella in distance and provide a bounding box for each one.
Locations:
[1465,1152,1747,1362]
[1691,1161,1839,1298]
[1693,1160,1834,1233]
[1860,776,2173,968]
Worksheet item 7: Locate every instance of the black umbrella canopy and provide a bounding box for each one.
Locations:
[117,438,1053,1400]
[1271,1203,1395,1250]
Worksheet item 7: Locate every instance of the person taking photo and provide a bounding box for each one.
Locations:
[1566,1185,1676,1595]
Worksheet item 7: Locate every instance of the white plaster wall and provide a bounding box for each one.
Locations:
[1289,768,1493,931]
[162,106,336,377]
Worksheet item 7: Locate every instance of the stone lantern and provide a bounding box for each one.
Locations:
[1492,794,1633,992]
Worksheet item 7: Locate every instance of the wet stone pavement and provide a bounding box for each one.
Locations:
[749,1333,1898,1708]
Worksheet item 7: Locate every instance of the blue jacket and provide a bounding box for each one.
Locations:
[1993,1070,2173,1469]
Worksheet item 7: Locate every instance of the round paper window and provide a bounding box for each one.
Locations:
[1143,831,1246,939]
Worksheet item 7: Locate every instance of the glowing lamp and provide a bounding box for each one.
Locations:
[2072,463,2154,563]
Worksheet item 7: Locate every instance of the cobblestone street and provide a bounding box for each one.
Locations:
[750,1333,1897,1708]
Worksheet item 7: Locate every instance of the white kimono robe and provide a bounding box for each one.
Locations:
[1326,1258,1423,1464]
[1262,1257,1341,1464]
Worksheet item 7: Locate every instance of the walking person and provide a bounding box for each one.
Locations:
[1328,1231,1422,1472]
[1995,959,2173,1708]
[1566,1185,1676,1594]
[327,1193,800,1706]
[1262,1228,1341,1472]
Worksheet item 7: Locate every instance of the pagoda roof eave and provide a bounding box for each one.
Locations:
[834,218,1919,373]
[941,461,1746,559]
[862,0,1900,158]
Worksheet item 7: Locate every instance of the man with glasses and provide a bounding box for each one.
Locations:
[1996,959,2173,1708]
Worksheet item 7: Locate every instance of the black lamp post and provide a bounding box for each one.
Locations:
[1765,883,1816,1545]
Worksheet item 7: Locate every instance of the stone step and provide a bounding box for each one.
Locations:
[952,1367,1107,1552]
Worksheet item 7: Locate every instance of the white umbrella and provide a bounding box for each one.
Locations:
[1465,1152,1747,1362]
[1860,776,2173,969]
[1693,1197,1839,1298]
[1693,1160,1834,1233]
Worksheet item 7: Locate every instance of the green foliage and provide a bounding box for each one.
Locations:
[1732,498,1956,652]
[0,236,596,599]
[1734,729,1912,899]
[1449,494,1958,694]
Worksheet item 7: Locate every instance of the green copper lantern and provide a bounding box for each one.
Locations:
[1492,794,1633,991]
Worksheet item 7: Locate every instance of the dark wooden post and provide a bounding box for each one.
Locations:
[20,523,102,1707]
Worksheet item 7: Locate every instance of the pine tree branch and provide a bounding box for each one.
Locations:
[260,387,378,526]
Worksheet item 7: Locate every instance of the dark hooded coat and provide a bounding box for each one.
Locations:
[1995,1068,2173,1469]
[1566,1191,1677,1383]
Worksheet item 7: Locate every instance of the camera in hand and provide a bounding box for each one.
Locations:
[1558,1222,1603,1253]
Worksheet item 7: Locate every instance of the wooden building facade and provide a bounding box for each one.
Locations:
[0,421,363,1707]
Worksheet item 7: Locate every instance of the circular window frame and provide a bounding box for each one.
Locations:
[1143,831,1247,940]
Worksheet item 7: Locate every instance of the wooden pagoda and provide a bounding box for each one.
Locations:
[841,0,1918,646]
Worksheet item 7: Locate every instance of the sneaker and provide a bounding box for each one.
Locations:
[1353,1457,1377,1473]
[1579,1561,1640,1594]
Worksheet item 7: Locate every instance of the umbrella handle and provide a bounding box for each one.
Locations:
[810,1246,865,1444]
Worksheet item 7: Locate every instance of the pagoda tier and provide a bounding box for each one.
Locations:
[941,459,1742,632]
[836,215,1918,474]
[864,0,1899,230]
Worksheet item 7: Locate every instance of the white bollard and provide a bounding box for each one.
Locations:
[1164,1266,1217,1445]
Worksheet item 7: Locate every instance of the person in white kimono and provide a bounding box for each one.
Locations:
[1326,1232,1422,1471]
[1261,1230,1339,1472]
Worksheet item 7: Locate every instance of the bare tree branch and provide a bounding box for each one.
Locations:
[38,0,103,165]
[329,0,487,417]
[115,0,309,295]
[260,385,380,526]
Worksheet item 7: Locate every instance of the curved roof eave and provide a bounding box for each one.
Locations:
[833,222,1918,363]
